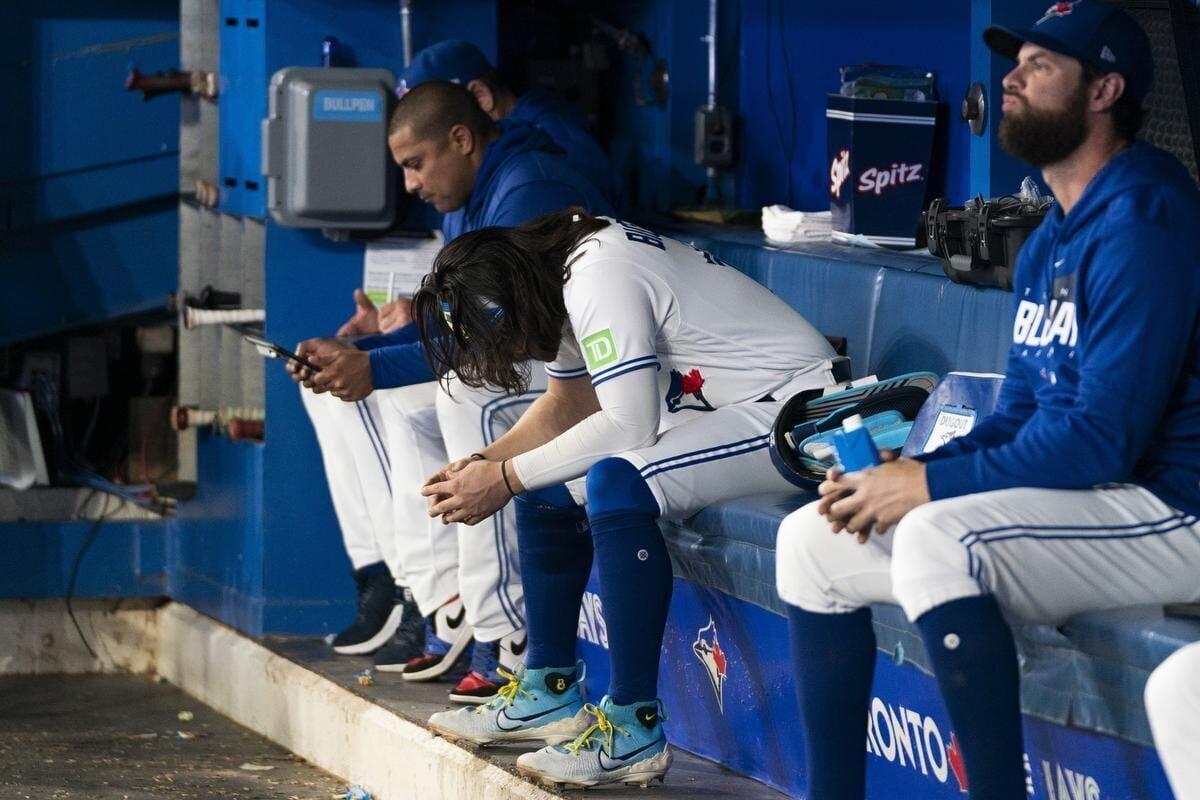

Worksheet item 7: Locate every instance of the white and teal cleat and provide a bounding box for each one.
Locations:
[516,696,672,789]
[427,663,589,747]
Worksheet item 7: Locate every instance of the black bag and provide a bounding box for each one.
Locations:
[923,195,1050,291]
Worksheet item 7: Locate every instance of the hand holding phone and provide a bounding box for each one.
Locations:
[289,338,351,381]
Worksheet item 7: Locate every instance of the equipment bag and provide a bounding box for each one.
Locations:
[769,372,939,489]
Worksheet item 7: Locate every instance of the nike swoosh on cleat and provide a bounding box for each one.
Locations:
[446,606,466,629]
[509,635,528,656]
[597,737,665,771]
[496,701,579,731]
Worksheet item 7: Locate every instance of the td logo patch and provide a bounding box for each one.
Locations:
[582,329,619,370]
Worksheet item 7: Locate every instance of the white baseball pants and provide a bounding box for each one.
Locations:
[301,387,401,578]
[776,483,1200,625]
[305,376,539,643]
[429,373,547,641]
[1146,640,1200,800]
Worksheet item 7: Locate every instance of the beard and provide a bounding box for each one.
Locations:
[998,82,1089,167]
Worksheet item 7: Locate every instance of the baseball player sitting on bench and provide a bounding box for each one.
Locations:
[290,80,611,702]
[774,4,1200,799]
[410,209,837,787]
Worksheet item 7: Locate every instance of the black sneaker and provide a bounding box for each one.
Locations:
[331,563,403,655]
[373,587,426,671]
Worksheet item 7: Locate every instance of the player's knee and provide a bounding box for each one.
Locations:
[1146,645,1200,731]
[584,457,660,520]
[515,491,589,545]
[890,502,974,614]
[436,375,486,415]
[518,484,578,509]
[433,382,456,417]
[775,501,840,611]
[1145,658,1175,728]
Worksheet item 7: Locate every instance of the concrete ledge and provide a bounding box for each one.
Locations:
[156,602,557,800]
[0,598,160,675]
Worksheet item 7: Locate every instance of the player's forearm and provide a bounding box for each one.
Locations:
[509,408,657,491]
[478,390,597,462]
[924,404,1134,500]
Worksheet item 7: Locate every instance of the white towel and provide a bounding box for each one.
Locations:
[762,205,833,244]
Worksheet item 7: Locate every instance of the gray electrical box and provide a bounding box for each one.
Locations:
[262,67,397,229]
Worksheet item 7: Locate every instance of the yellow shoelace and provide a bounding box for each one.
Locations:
[475,668,530,714]
[564,704,627,755]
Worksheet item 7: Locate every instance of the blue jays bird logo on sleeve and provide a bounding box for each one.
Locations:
[666,368,716,413]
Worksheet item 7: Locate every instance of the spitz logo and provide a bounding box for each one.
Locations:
[857,162,924,196]
[666,368,715,413]
[692,617,728,712]
[1038,1,1078,25]
[830,148,851,199]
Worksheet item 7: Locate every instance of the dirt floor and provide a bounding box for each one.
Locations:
[0,673,349,799]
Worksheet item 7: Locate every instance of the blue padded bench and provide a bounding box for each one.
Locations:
[661,225,1200,747]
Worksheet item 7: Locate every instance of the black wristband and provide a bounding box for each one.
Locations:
[500,459,517,497]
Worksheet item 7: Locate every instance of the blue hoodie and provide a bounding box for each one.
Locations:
[357,119,614,387]
[509,87,616,204]
[920,143,1200,517]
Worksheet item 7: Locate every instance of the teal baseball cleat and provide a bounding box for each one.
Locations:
[515,696,672,788]
[427,663,589,746]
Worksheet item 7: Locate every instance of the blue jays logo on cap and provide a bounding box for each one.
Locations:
[1036,1,1078,26]
[984,0,1154,103]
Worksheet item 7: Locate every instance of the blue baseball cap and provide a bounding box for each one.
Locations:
[984,1,1154,103]
[398,40,493,95]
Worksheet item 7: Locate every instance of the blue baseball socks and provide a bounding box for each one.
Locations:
[786,605,876,800]
[915,594,1025,800]
[585,457,672,705]
[514,488,593,672]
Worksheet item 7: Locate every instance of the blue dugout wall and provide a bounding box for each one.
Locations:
[1,0,1059,634]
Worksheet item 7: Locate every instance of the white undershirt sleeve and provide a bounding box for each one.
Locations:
[512,259,664,490]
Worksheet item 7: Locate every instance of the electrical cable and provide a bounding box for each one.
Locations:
[64,491,116,661]
[30,371,162,511]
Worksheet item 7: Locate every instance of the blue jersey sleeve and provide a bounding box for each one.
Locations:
[924,209,1198,499]
[366,340,437,389]
[353,320,421,351]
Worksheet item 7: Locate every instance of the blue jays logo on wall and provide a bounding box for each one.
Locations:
[692,617,728,712]
[667,368,715,413]
[1038,1,1078,25]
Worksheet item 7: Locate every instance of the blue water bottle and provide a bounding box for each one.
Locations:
[831,414,881,473]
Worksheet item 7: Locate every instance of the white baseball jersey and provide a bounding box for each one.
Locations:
[513,218,835,490]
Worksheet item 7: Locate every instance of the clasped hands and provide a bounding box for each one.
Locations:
[817,452,931,542]
[421,456,525,526]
